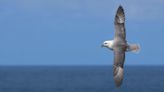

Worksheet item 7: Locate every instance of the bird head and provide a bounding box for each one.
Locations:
[102,40,114,50]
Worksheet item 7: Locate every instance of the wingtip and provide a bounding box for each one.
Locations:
[115,5,125,24]
[113,66,124,87]
[115,79,123,88]
[119,5,123,8]
[118,5,124,11]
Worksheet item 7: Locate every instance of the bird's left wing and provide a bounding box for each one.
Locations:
[113,49,125,87]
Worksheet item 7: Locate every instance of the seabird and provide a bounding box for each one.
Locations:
[102,5,140,87]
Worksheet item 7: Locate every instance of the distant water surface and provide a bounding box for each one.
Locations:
[0,66,164,92]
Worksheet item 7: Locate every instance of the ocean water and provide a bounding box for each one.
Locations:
[0,66,163,92]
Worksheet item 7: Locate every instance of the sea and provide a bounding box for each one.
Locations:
[0,66,163,92]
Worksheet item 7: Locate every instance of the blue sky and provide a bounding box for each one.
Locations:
[0,0,164,65]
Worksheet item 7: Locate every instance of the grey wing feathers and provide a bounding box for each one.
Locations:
[113,50,125,87]
[114,5,126,40]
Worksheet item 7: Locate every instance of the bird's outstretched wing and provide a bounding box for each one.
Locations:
[114,5,126,40]
[113,50,125,87]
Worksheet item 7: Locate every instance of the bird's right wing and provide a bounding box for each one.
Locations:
[113,49,125,87]
[114,6,126,40]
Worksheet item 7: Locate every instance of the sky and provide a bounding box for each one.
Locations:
[0,0,164,65]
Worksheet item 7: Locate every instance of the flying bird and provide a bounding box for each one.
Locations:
[102,5,140,87]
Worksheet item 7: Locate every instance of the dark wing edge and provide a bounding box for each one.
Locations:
[113,50,125,87]
[115,5,125,24]
[114,5,126,40]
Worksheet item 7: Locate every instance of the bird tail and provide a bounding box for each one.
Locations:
[113,66,124,87]
[127,43,140,53]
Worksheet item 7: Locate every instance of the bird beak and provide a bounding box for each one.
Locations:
[101,44,105,48]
